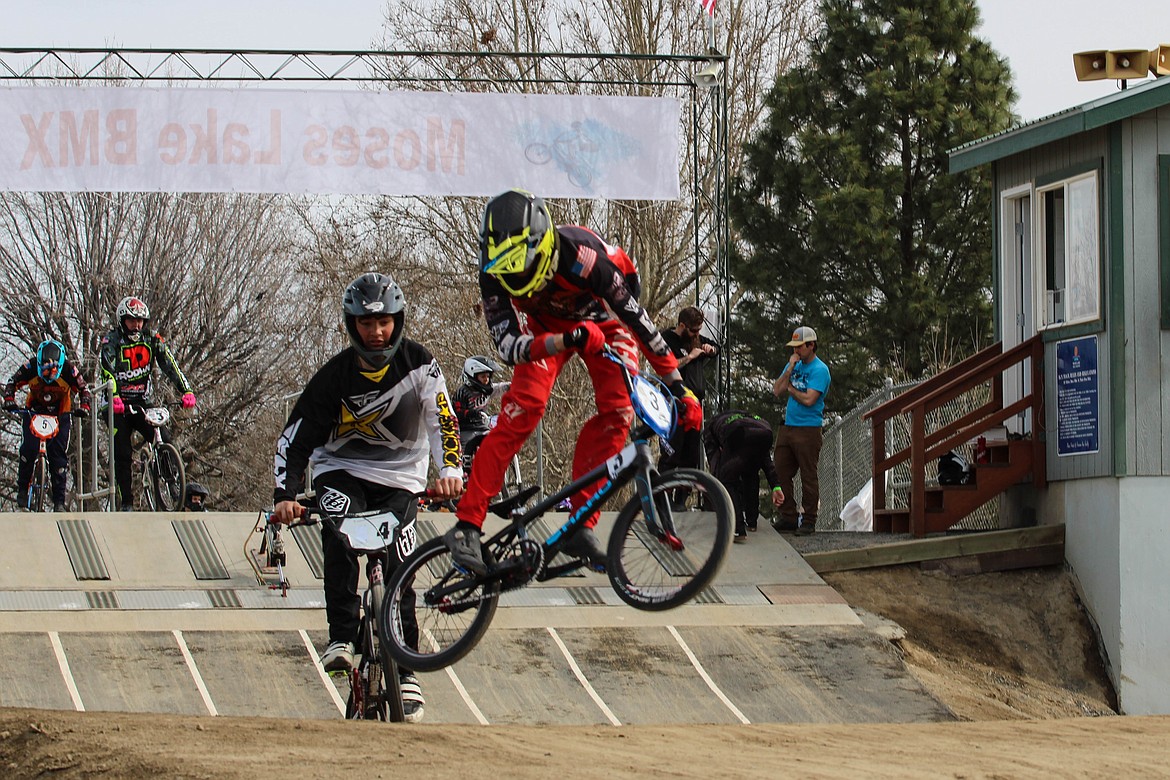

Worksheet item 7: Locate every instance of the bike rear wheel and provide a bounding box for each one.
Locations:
[381,536,499,672]
[28,455,48,512]
[607,468,733,611]
[150,442,185,512]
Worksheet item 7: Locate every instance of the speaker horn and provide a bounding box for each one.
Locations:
[1151,44,1170,77]
[1073,50,1109,81]
[1106,49,1150,79]
[693,60,724,88]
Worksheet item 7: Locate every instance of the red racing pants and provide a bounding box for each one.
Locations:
[456,319,637,529]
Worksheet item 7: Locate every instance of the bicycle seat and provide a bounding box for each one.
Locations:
[488,485,540,519]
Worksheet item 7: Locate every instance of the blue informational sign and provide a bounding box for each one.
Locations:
[1056,335,1100,456]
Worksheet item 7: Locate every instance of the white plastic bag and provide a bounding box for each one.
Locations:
[839,478,873,532]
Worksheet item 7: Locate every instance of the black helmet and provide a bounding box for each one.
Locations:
[116,296,151,342]
[342,273,406,368]
[479,189,558,298]
[462,355,500,394]
[184,481,209,511]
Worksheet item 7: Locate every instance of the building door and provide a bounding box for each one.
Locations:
[1000,188,1034,435]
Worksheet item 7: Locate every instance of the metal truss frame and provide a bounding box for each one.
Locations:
[0,46,731,405]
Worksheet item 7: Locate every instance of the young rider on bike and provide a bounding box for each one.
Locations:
[270,272,463,724]
[3,339,92,511]
[445,188,702,576]
[451,355,511,479]
[98,296,196,511]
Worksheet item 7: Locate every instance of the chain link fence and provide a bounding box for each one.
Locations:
[805,379,999,532]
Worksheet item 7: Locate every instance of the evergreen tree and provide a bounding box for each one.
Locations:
[730,0,1015,413]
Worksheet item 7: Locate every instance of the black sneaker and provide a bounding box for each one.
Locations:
[444,523,487,576]
[561,527,607,570]
[794,522,816,536]
[399,673,425,723]
[53,502,65,512]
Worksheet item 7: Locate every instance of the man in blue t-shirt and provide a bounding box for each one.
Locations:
[772,326,831,535]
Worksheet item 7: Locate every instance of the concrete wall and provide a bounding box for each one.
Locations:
[1117,476,1170,714]
[1041,475,1170,715]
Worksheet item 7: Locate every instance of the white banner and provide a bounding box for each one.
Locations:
[0,86,681,200]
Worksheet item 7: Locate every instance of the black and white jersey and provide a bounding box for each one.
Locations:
[273,339,462,503]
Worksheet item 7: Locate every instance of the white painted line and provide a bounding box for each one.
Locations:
[299,629,346,716]
[48,631,84,712]
[423,627,488,725]
[172,630,218,717]
[547,626,620,726]
[667,625,750,724]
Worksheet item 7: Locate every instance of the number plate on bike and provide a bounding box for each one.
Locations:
[143,407,170,426]
[29,414,60,440]
[336,512,401,553]
[629,373,675,440]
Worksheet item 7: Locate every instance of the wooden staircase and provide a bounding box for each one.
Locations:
[863,336,1047,537]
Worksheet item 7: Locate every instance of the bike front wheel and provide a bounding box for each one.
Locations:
[29,455,48,512]
[607,467,733,611]
[370,582,405,723]
[380,536,499,672]
[150,442,185,512]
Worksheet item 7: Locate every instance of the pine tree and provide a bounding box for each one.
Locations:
[730,0,1015,411]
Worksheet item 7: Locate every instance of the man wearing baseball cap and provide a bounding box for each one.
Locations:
[771,325,831,535]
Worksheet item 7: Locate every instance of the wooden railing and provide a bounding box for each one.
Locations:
[863,335,1046,534]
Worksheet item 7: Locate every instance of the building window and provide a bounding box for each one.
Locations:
[1037,171,1100,328]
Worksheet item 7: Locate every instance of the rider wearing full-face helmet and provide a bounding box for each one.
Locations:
[443,188,702,577]
[183,481,210,511]
[451,355,512,473]
[99,296,196,511]
[270,272,463,722]
[3,339,92,511]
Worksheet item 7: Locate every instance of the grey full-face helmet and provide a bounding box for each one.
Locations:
[342,273,406,367]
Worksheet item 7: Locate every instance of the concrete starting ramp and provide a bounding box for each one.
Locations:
[0,510,952,725]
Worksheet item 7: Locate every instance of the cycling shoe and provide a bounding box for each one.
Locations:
[561,527,607,570]
[444,523,487,576]
[400,673,425,723]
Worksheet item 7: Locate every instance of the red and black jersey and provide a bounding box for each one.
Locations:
[480,225,677,376]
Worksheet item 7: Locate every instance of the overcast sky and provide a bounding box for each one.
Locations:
[1,0,1165,123]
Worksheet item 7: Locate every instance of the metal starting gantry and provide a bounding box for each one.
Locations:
[0,46,731,406]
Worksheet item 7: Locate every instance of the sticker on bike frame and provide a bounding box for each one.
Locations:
[29,414,60,440]
[606,442,639,479]
[629,373,675,440]
[143,407,170,426]
[336,512,401,553]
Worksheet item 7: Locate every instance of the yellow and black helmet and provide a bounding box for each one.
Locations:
[479,189,557,298]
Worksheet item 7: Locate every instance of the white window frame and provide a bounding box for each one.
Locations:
[1035,171,1101,329]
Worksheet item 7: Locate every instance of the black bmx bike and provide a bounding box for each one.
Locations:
[124,403,185,512]
[263,504,420,722]
[379,346,734,672]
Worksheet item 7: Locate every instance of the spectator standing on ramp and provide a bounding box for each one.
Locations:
[771,326,831,535]
[659,306,719,476]
[704,409,784,542]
